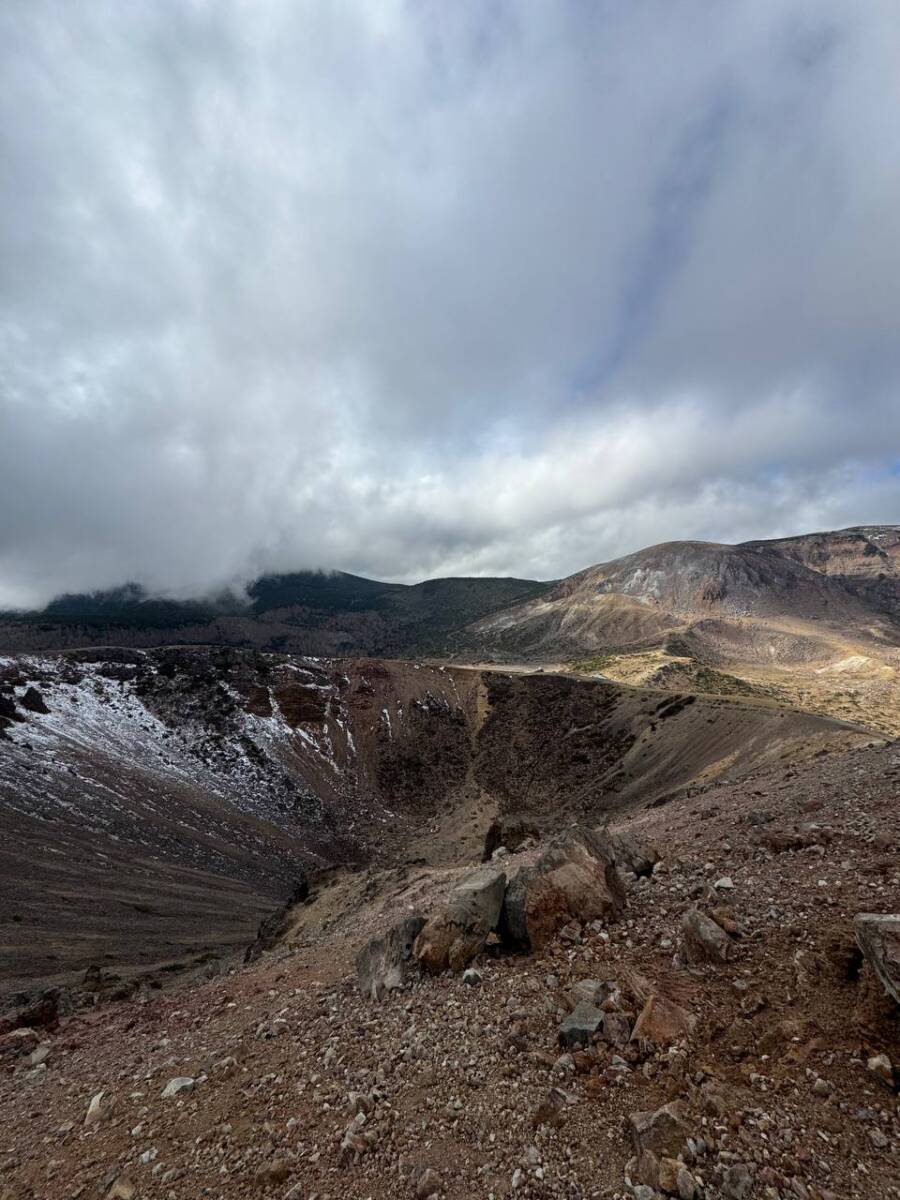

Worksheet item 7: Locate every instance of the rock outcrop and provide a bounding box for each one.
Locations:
[854,913,900,1005]
[500,827,626,951]
[414,867,506,973]
[244,876,310,964]
[356,915,427,999]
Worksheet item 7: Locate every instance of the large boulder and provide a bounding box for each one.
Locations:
[500,827,626,951]
[414,867,506,973]
[356,915,426,999]
[855,913,900,1005]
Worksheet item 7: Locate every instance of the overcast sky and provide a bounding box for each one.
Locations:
[2,1,900,607]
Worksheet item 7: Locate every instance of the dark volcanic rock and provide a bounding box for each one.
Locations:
[357,915,427,1000]
[558,1001,604,1047]
[19,687,49,714]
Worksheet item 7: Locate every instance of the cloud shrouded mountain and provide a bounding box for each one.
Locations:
[2,1,900,608]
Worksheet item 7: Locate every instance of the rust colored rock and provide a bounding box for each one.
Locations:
[631,994,696,1045]
[709,905,741,936]
[500,826,626,952]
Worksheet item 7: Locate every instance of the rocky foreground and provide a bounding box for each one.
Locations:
[1,743,899,1200]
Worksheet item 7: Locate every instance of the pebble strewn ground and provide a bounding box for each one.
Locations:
[1,743,898,1200]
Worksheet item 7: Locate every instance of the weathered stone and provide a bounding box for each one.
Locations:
[631,994,696,1045]
[602,1011,632,1046]
[676,1165,698,1200]
[106,1179,135,1200]
[709,905,741,936]
[722,1163,753,1199]
[867,1053,893,1087]
[500,827,626,952]
[0,1027,39,1059]
[356,915,426,998]
[414,867,506,973]
[659,1157,690,1196]
[854,913,900,1005]
[567,978,618,1008]
[255,1158,289,1184]
[161,1076,195,1099]
[607,830,660,877]
[558,1001,604,1048]
[558,920,582,944]
[629,1101,691,1158]
[29,1043,51,1067]
[681,907,731,964]
[415,1167,443,1198]
[634,1148,660,1187]
[84,1090,115,1127]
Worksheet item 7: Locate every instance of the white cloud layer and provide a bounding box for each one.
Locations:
[1,1,899,606]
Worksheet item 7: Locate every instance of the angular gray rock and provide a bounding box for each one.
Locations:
[161,1076,195,1099]
[558,1001,604,1047]
[500,826,626,952]
[356,915,426,999]
[722,1163,753,1199]
[628,1100,691,1158]
[84,1090,115,1126]
[567,978,618,1008]
[854,913,900,1005]
[681,907,732,964]
[414,867,506,973]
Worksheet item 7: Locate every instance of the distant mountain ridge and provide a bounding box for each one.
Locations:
[2,525,899,661]
[472,525,900,661]
[0,571,552,656]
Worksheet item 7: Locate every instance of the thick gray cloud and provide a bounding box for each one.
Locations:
[2,0,899,606]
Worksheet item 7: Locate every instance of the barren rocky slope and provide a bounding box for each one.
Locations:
[472,529,900,661]
[1,736,897,1200]
[2,648,869,998]
[5,526,900,734]
[467,527,900,736]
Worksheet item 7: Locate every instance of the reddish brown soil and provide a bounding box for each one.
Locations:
[2,741,897,1200]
